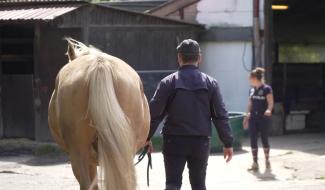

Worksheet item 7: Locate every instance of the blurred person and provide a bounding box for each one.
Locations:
[243,67,274,171]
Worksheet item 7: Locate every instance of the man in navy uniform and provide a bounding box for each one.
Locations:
[146,39,234,190]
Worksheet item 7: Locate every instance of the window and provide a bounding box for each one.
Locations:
[279,44,325,63]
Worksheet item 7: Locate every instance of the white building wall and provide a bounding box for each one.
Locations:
[200,42,252,111]
[196,0,264,27]
[196,0,264,112]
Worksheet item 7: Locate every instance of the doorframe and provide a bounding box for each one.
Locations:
[34,23,41,141]
[264,0,274,84]
[0,24,3,138]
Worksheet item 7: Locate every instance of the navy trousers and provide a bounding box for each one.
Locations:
[249,115,270,149]
[163,135,210,190]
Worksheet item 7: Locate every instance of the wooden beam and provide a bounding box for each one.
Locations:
[1,38,33,44]
[82,7,90,45]
[0,24,3,138]
[264,0,273,84]
[149,0,199,17]
[57,24,202,31]
[34,23,41,141]
[0,54,33,62]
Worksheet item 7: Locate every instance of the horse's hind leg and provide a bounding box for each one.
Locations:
[70,148,94,190]
[67,127,97,190]
[70,156,81,183]
[88,143,98,190]
[89,162,98,190]
[65,137,98,190]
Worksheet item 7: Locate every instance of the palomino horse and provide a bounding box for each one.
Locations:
[48,39,150,190]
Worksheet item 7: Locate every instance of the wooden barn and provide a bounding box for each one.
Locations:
[0,0,201,141]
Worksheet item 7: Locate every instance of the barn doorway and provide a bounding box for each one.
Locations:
[0,24,35,139]
[272,0,325,132]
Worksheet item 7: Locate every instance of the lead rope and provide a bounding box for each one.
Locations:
[135,145,152,187]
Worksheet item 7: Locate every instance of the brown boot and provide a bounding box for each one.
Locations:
[248,162,259,172]
[264,148,271,170]
[266,160,271,170]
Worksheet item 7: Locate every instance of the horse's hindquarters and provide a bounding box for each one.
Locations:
[48,40,150,190]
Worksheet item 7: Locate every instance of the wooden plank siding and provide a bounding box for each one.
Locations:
[53,5,201,28]
[35,25,81,141]
[51,4,201,71]
[89,28,196,70]
[0,3,201,141]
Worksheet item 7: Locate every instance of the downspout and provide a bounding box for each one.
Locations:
[253,0,262,68]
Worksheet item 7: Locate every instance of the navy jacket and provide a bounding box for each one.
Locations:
[147,65,233,148]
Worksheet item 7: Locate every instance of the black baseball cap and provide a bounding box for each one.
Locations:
[176,39,201,55]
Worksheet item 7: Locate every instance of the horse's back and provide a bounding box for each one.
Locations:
[50,51,149,151]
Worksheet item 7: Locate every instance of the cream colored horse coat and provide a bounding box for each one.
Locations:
[48,39,150,190]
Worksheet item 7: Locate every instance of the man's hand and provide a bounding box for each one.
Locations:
[264,109,272,117]
[224,147,233,163]
[144,140,154,153]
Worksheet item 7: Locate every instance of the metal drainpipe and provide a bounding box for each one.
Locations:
[253,0,262,68]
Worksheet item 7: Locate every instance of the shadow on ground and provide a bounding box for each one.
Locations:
[248,169,278,181]
[0,138,69,166]
[0,154,69,166]
[243,133,325,156]
[22,154,69,166]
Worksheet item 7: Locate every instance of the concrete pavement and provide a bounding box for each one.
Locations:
[0,133,325,190]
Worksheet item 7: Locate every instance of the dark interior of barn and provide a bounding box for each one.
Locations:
[0,24,35,139]
[0,24,34,74]
[272,0,325,132]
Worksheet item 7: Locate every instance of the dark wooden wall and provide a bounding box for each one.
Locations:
[35,24,81,141]
[2,75,35,138]
[54,4,200,103]
[54,4,200,71]
[0,24,35,139]
[87,27,196,99]
[89,28,196,70]
[0,4,200,141]
[55,5,199,27]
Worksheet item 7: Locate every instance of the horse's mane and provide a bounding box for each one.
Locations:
[65,38,102,61]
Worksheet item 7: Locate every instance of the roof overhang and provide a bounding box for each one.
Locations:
[0,2,83,22]
[0,1,203,28]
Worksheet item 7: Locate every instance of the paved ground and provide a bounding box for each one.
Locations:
[0,133,325,190]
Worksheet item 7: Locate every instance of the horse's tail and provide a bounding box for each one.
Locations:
[87,56,136,190]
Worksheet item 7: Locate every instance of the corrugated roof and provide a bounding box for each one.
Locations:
[0,4,81,21]
[0,0,84,4]
[101,1,167,12]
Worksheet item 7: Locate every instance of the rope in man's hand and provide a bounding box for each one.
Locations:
[135,141,153,187]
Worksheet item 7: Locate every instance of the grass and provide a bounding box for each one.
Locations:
[316,176,325,180]
[284,151,294,155]
[151,137,163,152]
[33,144,65,156]
[278,151,294,157]
[150,136,242,153]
